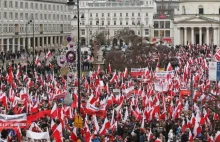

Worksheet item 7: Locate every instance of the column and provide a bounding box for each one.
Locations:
[23,38,25,50]
[37,37,40,48]
[191,27,194,44]
[213,28,218,45]
[175,27,181,46]
[42,37,44,48]
[12,38,15,53]
[51,36,53,47]
[7,39,9,51]
[184,27,187,45]
[58,36,61,46]
[28,37,31,49]
[206,27,209,45]
[54,37,57,46]
[46,36,48,47]
[199,27,202,45]
[18,37,20,51]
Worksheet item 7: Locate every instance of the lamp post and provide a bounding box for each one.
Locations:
[67,0,82,138]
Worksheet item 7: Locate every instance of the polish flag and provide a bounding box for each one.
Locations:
[215,131,220,142]
[51,103,58,119]
[52,123,62,142]
[148,129,153,141]
[16,126,22,142]
[155,138,162,142]
[99,117,110,135]
[35,55,40,65]
[29,122,43,132]
[189,130,193,141]
[108,63,112,74]
[123,67,128,78]
[45,51,52,60]
[16,69,21,79]
[70,128,78,141]
[193,122,202,138]
[110,72,117,84]
[97,65,101,75]
[0,93,7,107]
[166,62,173,71]
[93,115,100,132]
[51,119,57,132]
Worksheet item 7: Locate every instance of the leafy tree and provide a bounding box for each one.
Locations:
[93,31,107,45]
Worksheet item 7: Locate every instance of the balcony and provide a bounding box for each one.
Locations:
[15,32,19,35]
[40,31,44,34]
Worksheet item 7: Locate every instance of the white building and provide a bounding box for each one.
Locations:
[173,0,220,46]
[0,0,71,53]
[70,0,156,46]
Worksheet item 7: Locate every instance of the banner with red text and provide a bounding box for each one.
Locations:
[0,113,27,128]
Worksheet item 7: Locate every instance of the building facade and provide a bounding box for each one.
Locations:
[173,0,220,46]
[153,0,179,46]
[0,0,71,53]
[70,0,156,46]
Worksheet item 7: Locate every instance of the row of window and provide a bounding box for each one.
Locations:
[1,12,70,21]
[154,21,171,29]
[1,0,68,12]
[84,20,148,26]
[1,24,71,33]
[154,30,170,38]
[89,12,148,18]
[182,5,220,15]
[80,29,149,36]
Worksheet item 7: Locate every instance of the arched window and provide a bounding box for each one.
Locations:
[182,6,186,14]
[198,5,204,14]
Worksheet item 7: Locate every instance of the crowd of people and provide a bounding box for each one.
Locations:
[0,43,219,142]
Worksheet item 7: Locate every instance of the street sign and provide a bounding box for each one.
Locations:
[74,114,83,128]
[209,62,220,81]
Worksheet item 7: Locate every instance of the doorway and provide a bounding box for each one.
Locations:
[195,34,204,44]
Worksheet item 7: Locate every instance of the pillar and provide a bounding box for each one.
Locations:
[51,36,53,47]
[12,38,15,53]
[213,27,218,45]
[18,37,20,51]
[23,38,25,51]
[199,27,202,45]
[37,37,40,48]
[206,27,209,45]
[58,36,61,46]
[191,27,194,44]
[46,36,48,47]
[28,37,31,49]
[184,27,187,45]
[42,37,44,48]
[175,27,181,46]
[7,39,9,51]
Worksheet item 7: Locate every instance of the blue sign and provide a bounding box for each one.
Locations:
[217,62,220,81]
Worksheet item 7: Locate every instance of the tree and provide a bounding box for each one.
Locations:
[93,31,107,45]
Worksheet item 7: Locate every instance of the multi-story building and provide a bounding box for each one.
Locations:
[152,0,179,46]
[173,0,220,46]
[0,0,71,53]
[70,0,156,46]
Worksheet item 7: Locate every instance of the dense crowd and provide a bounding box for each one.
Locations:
[0,43,219,142]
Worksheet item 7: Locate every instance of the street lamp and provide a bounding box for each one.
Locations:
[67,0,82,138]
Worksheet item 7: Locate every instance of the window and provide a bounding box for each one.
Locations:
[132,21,135,25]
[137,21,140,25]
[40,4,43,10]
[126,13,128,17]
[20,13,23,20]
[145,29,149,35]
[15,13,18,19]
[138,13,140,16]
[90,21,92,25]
[4,12,7,19]
[40,14,43,20]
[132,13,134,16]
[90,13,92,17]
[160,21,164,28]
[49,5,51,11]
[102,13,104,17]
[138,30,140,35]
[198,5,204,14]
[120,13,122,17]
[20,2,23,8]
[96,21,99,25]
[15,2,18,8]
[120,21,122,25]
[165,30,170,37]
[4,1,7,8]
[44,4,47,10]
[9,12,13,19]
[154,21,159,28]
[48,14,51,20]
[81,29,85,35]
[108,13,110,17]
[114,21,116,25]
[182,6,186,14]
[53,5,55,11]
[126,21,128,25]
[9,1,12,8]
[81,21,85,25]
[146,20,148,25]
[102,21,104,26]
[165,21,170,28]
[160,30,164,37]
[114,13,116,17]
[90,30,92,35]
[154,30,159,37]
[35,14,38,20]
[108,21,110,25]
[35,4,38,10]
[96,13,98,17]
[57,5,59,11]
[31,3,33,9]
[56,15,59,20]
[25,2,28,9]
[146,13,148,16]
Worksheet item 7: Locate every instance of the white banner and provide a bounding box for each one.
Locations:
[154,81,168,92]
[0,113,26,122]
[209,62,217,81]
[155,71,175,80]
[26,130,50,140]
[123,86,134,94]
